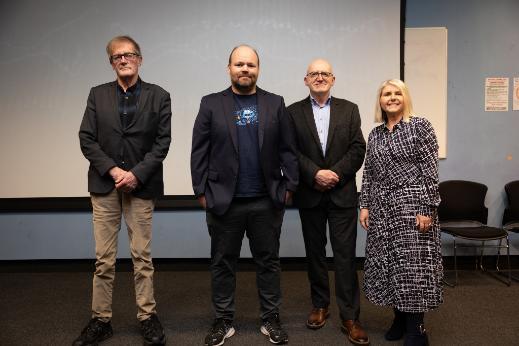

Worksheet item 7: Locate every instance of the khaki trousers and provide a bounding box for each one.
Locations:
[90,189,156,322]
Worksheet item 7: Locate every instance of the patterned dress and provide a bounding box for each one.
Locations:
[359,116,443,313]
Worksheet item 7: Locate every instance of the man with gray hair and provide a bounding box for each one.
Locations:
[75,35,171,346]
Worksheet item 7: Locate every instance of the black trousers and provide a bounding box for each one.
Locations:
[298,194,360,321]
[206,196,284,321]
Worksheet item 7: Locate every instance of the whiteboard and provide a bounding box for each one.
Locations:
[405,27,448,158]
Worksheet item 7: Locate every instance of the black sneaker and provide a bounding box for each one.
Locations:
[140,314,166,345]
[72,318,113,346]
[204,318,235,346]
[260,314,288,344]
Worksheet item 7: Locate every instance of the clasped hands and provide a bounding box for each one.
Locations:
[359,208,433,233]
[313,169,339,192]
[109,167,138,193]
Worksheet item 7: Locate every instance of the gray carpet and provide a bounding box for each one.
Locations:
[2,269,519,345]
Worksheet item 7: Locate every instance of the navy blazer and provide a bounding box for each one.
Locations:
[191,87,299,215]
[287,96,365,208]
[79,80,172,199]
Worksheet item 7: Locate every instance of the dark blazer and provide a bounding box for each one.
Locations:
[79,80,172,199]
[191,87,299,216]
[287,96,365,209]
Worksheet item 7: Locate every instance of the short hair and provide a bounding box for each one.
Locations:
[106,35,141,57]
[374,79,415,123]
[228,44,260,66]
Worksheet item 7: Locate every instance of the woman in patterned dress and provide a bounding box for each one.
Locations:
[359,79,443,346]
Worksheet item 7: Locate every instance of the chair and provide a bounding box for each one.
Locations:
[438,180,511,286]
[503,180,519,232]
[503,180,519,280]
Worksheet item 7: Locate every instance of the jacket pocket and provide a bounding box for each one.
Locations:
[208,170,218,181]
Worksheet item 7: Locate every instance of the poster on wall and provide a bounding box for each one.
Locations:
[514,78,519,111]
[485,77,509,111]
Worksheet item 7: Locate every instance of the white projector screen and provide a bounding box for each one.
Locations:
[0,0,401,198]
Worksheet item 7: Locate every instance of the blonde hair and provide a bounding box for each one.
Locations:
[374,79,415,123]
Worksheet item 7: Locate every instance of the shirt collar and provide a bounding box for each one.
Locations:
[382,117,405,132]
[310,94,331,108]
[117,77,141,94]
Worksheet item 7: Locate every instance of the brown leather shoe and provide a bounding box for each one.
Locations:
[306,307,330,329]
[341,320,370,345]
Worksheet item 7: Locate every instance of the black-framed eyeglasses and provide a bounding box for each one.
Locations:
[306,71,334,79]
[110,52,140,63]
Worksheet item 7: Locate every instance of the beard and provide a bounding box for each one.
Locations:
[231,75,257,94]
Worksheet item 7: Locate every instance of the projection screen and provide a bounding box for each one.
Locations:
[0,0,401,198]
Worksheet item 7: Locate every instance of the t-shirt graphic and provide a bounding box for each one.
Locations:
[234,105,258,126]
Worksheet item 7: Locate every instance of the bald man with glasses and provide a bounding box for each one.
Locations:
[287,59,368,345]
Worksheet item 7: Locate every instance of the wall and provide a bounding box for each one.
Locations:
[406,0,519,253]
[1,0,518,259]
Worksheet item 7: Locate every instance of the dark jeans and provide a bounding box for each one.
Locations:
[206,196,285,321]
[298,194,360,321]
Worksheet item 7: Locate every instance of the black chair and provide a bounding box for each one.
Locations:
[503,180,519,232]
[438,180,511,286]
[503,180,519,280]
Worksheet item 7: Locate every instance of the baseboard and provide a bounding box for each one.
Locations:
[2,256,519,273]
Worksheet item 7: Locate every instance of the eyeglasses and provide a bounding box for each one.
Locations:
[110,52,140,63]
[306,71,334,79]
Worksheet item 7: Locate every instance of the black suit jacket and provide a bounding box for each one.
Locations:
[79,80,172,199]
[191,87,299,216]
[287,96,365,209]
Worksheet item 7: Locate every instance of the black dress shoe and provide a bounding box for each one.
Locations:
[73,318,113,346]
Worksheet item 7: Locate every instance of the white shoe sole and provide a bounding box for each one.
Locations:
[207,327,235,346]
[260,326,288,344]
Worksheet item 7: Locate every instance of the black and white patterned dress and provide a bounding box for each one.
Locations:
[359,116,443,313]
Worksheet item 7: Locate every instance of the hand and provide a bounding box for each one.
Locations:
[314,170,339,190]
[115,171,138,193]
[109,166,126,184]
[285,191,293,205]
[359,208,369,231]
[416,214,433,232]
[313,183,328,192]
[198,195,207,209]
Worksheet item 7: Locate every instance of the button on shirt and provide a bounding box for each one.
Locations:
[116,79,141,169]
[311,95,331,154]
[117,79,141,129]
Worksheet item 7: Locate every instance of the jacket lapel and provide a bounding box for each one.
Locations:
[303,97,323,157]
[257,87,267,150]
[222,87,238,153]
[130,80,149,129]
[325,97,340,157]
[109,81,122,133]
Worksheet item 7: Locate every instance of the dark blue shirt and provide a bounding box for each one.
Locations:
[233,93,266,197]
[117,79,141,129]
